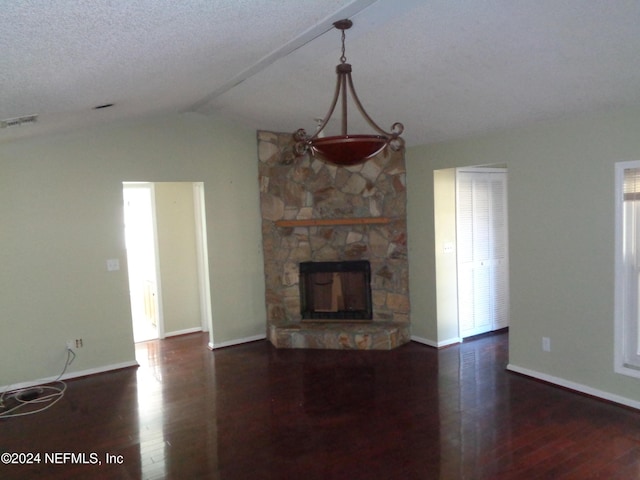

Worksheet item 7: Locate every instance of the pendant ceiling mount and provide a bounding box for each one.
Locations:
[294,19,404,166]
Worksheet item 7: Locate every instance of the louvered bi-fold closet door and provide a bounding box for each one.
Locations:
[456,169,509,338]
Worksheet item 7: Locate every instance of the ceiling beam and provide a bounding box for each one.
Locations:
[188,0,378,113]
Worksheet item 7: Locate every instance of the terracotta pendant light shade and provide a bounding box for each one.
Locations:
[294,19,404,166]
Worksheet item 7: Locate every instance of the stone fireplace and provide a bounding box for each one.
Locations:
[258,130,411,350]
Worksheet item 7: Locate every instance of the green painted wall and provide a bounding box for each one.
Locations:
[0,113,264,386]
[154,182,202,336]
[406,106,640,404]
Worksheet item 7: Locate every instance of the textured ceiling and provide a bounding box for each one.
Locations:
[1,0,640,146]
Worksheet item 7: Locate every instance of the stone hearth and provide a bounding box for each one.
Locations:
[258,130,411,350]
[269,322,408,350]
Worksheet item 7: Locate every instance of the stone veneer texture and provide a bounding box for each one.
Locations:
[258,130,411,349]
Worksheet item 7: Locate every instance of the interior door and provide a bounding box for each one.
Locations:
[456,168,509,338]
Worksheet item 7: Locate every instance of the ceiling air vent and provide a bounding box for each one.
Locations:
[0,114,38,129]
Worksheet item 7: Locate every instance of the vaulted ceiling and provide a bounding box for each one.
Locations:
[2,0,640,146]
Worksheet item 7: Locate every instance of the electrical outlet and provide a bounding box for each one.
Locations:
[542,337,551,352]
[67,339,83,349]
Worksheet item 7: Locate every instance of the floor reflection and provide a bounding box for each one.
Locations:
[135,334,220,478]
[135,340,168,479]
[438,333,512,478]
[133,332,513,478]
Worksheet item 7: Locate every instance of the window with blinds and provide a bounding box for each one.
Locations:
[624,168,640,200]
[615,162,640,377]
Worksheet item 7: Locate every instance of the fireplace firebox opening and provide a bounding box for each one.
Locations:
[299,260,372,321]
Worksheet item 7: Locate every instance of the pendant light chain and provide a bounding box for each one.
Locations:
[340,29,347,64]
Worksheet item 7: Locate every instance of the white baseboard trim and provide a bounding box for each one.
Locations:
[411,335,461,348]
[208,334,267,350]
[507,363,640,411]
[439,336,462,348]
[411,336,437,347]
[0,360,139,394]
[164,327,202,338]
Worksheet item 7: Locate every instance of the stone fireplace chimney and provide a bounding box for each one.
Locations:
[258,131,410,350]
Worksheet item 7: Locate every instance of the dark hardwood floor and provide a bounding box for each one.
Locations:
[2,331,640,479]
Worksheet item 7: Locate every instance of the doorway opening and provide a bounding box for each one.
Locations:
[123,183,161,343]
[433,166,510,346]
[123,182,213,344]
[455,167,509,339]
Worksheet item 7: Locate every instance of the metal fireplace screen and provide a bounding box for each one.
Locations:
[299,260,372,321]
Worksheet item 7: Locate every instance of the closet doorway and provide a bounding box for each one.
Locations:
[456,167,509,338]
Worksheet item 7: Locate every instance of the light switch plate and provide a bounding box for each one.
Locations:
[106,258,120,271]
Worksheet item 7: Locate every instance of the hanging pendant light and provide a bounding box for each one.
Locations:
[294,19,404,166]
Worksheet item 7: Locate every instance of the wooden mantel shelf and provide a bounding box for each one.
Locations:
[275,217,390,228]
